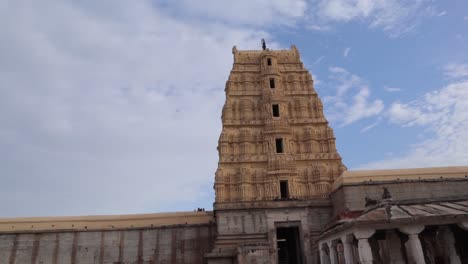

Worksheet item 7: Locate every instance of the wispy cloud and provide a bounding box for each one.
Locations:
[157,0,308,26]
[437,11,447,17]
[320,67,384,126]
[384,86,402,92]
[444,63,468,79]
[313,56,325,64]
[310,0,439,37]
[343,47,351,57]
[361,80,468,169]
[160,0,438,38]
[360,119,380,133]
[306,24,331,31]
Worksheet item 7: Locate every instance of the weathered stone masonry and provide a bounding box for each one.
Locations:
[0,212,215,264]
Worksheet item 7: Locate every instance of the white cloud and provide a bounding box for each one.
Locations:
[158,0,308,26]
[158,0,436,38]
[444,63,468,79]
[384,86,402,92]
[320,67,384,126]
[317,0,377,21]
[311,0,438,37]
[361,80,468,169]
[360,119,380,133]
[343,47,351,57]
[0,1,279,217]
[437,11,447,17]
[306,24,331,31]
[313,56,325,65]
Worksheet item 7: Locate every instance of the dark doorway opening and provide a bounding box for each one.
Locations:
[272,104,280,117]
[275,138,284,153]
[280,180,289,199]
[277,227,303,264]
[270,78,276,88]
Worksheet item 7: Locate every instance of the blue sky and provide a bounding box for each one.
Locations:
[0,0,467,217]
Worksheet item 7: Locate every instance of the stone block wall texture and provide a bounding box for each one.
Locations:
[0,224,215,264]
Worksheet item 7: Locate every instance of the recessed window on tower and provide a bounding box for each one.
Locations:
[267,58,272,66]
[280,180,289,199]
[272,104,280,117]
[275,138,284,153]
[269,78,275,89]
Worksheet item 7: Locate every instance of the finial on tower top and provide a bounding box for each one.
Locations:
[261,39,266,50]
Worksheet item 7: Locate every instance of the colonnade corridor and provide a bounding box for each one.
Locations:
[319,224,468,264]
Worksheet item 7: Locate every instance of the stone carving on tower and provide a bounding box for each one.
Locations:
[214,45,346,203]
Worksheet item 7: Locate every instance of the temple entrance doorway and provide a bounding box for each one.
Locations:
[276,226,303,264]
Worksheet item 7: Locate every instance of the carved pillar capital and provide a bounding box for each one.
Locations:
[353,228,375,239]
[398,225,424,235]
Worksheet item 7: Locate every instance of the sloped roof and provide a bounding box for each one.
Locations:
[355,200,468,224]
[319,199,468,239]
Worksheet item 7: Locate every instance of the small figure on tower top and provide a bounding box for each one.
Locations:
[261,38,266,50]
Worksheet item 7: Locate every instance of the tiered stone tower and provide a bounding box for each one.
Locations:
[215,45,346,203]
[208,45,346,263]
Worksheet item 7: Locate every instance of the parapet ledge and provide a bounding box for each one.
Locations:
[0,211,214,233]
[332,166,468,192]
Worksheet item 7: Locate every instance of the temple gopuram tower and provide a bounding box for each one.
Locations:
[207,44,346,264]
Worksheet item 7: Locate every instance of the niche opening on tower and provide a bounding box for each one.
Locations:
[272,104,280,117]
[267,58,272,66]
[269,78,276,89]
[275,138,284,153]
[280,181,289,199]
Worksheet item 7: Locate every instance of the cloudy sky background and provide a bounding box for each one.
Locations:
[0,0,467,217]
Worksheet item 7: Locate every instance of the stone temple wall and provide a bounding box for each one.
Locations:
[0,225,215,264]
[0,212,215,264]
[331,167,468,217]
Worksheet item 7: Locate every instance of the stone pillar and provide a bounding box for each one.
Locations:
[353,228,375,264]
[440,226,461,264]
[399,225,425,264]
[385,230,405,264]
[327,240,338,264]
[341,234,355,264]
[320,244,330,264]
